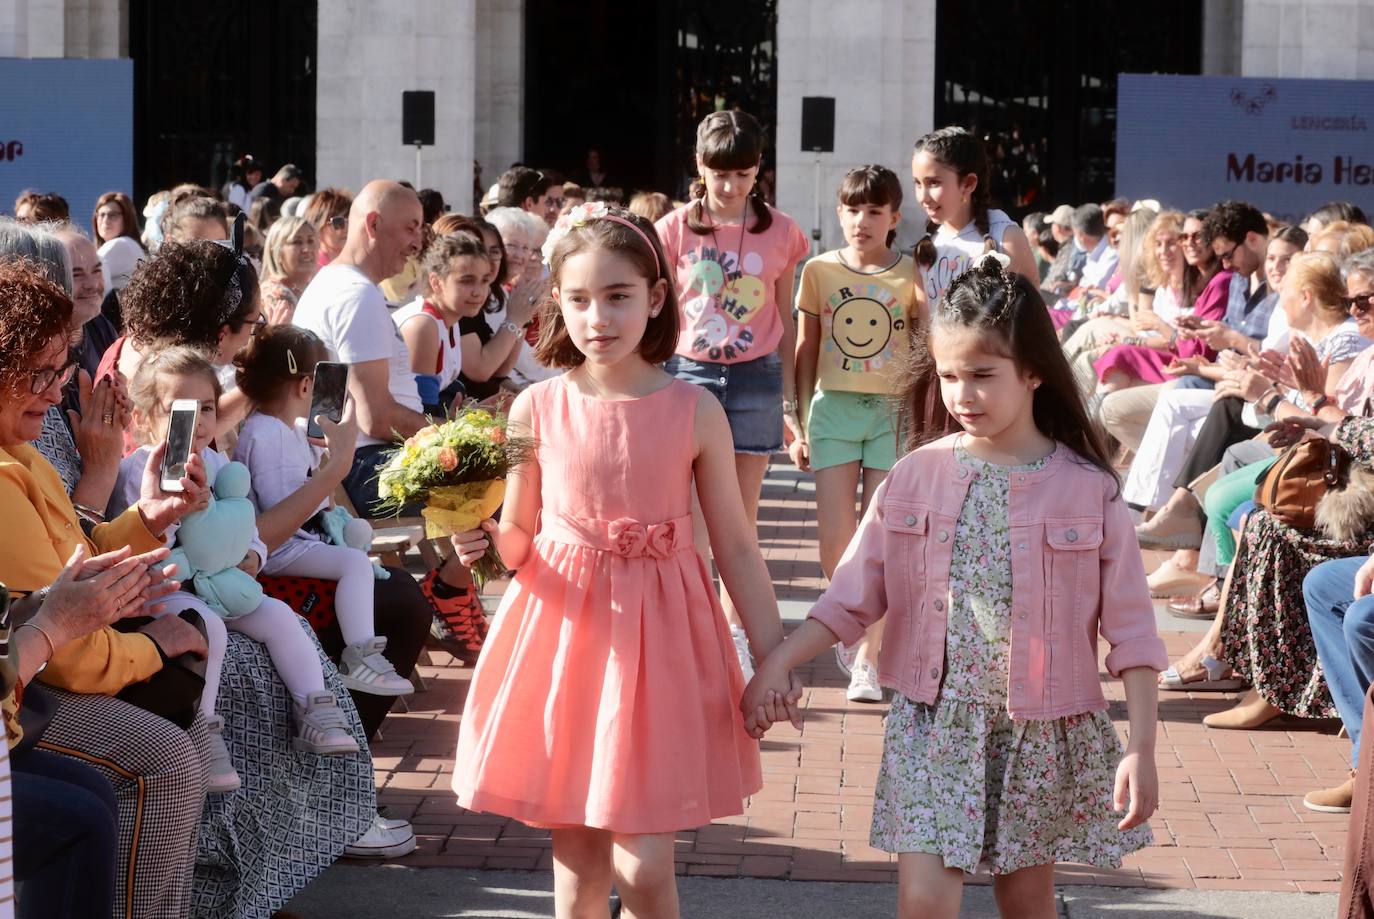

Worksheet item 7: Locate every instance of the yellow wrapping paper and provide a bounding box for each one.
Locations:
[421,480,506,539]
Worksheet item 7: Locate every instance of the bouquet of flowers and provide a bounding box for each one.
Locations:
[374,406,536,583]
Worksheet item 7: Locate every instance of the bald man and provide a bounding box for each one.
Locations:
[294,178,488,740]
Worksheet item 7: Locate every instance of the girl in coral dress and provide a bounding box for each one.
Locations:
[448,203,799,917]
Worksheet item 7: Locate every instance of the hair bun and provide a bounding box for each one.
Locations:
[977,251,1012,273]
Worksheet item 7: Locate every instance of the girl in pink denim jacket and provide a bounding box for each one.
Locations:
[748,256,1167,918]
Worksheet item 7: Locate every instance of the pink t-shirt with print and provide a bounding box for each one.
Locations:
[656,202,810,364]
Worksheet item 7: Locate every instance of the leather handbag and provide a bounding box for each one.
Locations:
[1254,438,1348,530]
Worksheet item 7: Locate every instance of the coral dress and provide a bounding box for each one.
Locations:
[452,375,763,833]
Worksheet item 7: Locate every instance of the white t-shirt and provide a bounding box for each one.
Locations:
[921,208,1015,307]
[294,263,423,447]
[233,412,324,568]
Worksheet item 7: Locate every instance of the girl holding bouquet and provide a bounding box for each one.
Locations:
[448,203,800,918]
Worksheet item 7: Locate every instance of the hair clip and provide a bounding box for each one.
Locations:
[286,348,298,375]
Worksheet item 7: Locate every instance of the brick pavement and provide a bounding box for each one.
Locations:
[366,460,1354,894]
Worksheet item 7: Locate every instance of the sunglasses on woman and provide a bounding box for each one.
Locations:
[1346,293,1374,317]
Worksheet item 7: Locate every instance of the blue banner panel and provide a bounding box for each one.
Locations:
[1116,73,1374,223]
[0,58,133,228]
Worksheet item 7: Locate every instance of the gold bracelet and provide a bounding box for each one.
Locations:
[18,621,56,660]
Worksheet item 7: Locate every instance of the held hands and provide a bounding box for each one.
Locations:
[451,519,499,567]
[739,656,805,739]
[787,436,811,472]
[137,445,210,536]
[1113,747,1159,831]
[1162,356,1203,377]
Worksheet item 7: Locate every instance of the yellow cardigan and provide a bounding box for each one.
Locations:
[0,444,164,694]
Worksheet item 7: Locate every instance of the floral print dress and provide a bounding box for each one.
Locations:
[870,444,1152,874]
[1219,415,1374,718]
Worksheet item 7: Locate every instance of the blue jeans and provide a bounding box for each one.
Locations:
[12,747,119,918]
[1174,374,1215,391]
[1304,556,1374,764]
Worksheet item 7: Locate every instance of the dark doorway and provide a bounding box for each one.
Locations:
[934,0,1202,213]
[130,1,317,205]
[523,0,777,200]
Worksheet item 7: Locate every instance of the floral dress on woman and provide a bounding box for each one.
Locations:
[1219,415,1374,718]
[871,444,1152,873]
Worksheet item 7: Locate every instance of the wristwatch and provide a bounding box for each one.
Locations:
[781,399,798,417]
[501,320,522,335]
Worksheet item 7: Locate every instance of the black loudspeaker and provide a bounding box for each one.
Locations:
[402,91,435,146]
[801,97,835,153]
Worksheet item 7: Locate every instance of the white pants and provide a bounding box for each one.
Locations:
[1122,387,1217,509]
[151,590,325,715]
[267,541,378,647]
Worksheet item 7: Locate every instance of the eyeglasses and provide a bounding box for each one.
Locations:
[328,216,347,231]
[1179,232,1203,244]
[235,315,268,337]
[1347,293,1374,317]
[28,353,79,394]
[1217,242,1241,266]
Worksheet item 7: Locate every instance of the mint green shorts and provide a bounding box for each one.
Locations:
[808,389,899,471]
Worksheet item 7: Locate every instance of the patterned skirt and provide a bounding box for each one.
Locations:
[871,695,1151,875]
[1218,508,1369,718]
[193,626,376,919]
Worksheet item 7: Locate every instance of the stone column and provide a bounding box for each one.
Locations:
[474,0,523,202]
[774,0,935,253]
[1241,0,1374,78]
[316,0,477,212]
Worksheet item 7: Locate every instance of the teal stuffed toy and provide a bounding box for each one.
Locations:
[316,506,390,580]
[166,461,265,619]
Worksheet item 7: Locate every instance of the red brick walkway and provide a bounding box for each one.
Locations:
[367,460,1354,893]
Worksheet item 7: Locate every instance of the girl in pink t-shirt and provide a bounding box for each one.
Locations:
[655,110,809,678]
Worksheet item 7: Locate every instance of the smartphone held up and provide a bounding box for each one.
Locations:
[307,361,349,439]
[160,399,199,492]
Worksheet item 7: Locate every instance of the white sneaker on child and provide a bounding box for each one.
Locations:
[343,813,417,859]
[204,715,241,794]
[846,661,883,703]
[730,625,754,682]
[293,691,361,755]
[339,637,415,696]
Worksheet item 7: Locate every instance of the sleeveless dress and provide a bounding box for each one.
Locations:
[452,375,763,833]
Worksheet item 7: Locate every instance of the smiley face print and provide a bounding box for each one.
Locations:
[721,275,767,324]
[831,297,893,360]
[821,282,905,373]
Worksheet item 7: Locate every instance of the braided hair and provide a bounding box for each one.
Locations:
[687,110,773,235]
[902,255,1119,491]
[912,127,995,271]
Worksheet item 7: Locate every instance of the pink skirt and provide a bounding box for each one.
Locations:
[452,531,762,834]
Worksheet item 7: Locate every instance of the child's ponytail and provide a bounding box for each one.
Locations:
[234,324,328,407]
[915,220,938,270]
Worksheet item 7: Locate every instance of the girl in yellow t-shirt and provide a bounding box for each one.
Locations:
[791,165,916,702]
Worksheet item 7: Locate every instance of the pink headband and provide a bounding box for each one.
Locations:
[600,214,661,279]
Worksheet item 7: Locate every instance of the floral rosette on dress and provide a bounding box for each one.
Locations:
[374,406,536,583]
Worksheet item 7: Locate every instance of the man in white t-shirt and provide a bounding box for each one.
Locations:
[294,179,486,858]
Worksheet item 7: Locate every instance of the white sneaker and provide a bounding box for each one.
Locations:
[344,813,417,859]
[846,661,883,703]
[730,625,754,682]
[293,691,361,755]
[339,637,415,696]
[834,641,858,677]
[204,715,241,794]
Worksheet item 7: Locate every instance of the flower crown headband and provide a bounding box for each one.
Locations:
[540,202,660,279]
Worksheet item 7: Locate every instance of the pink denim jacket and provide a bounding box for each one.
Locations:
[810,434,1168,720]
